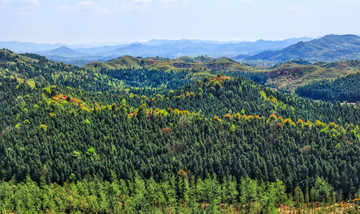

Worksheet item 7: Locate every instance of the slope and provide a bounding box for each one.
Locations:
[3,51,360,212]
[1,73,360,198]
[247,34,360,62]
[265,60,360,91]
[83,55,258,89]
[296,71,360,102]
[0,49,125,92]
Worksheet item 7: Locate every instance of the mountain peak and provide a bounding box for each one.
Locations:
[247,34,360,62]
[55,46,72,51]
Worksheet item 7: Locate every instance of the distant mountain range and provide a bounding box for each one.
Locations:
[3,35,360,66]
[41,46,84,57]
[0,38,311,66]
[243,34,360,62]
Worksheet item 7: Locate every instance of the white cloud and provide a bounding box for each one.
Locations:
[1,0,38,7]
[238,0,253,3]
[60,1,115,14]
[121,0,190,10]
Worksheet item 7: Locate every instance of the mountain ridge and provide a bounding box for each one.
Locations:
[0,37,312,65]
[244,34,360,62]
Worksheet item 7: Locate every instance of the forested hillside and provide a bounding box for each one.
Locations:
[8,47,360,103]
[265,60,360,92]
[0,49,126,92]
[296,72,360,102]
[84,55,266,90]
[2,50,360,213]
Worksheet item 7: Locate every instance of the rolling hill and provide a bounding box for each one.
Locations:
[6,47,360,103]
[245,34,360,62]
[83,55,255,72]
[264,60,360,92]
[40,46,84,57]
[296,71,360,102]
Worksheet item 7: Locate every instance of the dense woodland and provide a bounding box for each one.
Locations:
[2,49,360,213]
[296,72,360,102]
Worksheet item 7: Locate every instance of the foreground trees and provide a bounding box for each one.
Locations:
[0,176,290,213]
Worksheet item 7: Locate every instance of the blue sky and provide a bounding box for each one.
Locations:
[0,0,359,44]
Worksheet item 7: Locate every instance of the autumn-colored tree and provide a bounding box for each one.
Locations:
[161,127,172,136]
[38,124,47,132]
[177,169,187,178]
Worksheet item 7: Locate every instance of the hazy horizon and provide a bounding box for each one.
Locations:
[0,36,316,46]
[1,0,360,44]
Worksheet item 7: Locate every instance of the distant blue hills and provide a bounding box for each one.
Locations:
[0,37,311,65]
[241,34,360,63]
[2,35,360,66]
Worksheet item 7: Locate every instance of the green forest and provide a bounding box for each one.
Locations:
[1,49,360,213]
[296,72,360,102]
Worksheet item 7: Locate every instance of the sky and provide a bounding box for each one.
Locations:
[0,0,359,44]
